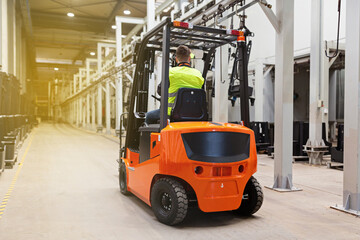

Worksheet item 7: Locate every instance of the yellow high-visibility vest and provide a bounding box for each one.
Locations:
[168,66,204,115]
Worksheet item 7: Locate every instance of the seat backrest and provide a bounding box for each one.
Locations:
[170,88,208,122]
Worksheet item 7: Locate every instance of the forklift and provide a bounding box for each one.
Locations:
[118,18,263,225]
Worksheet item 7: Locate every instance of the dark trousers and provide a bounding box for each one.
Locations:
[145,109,160,124]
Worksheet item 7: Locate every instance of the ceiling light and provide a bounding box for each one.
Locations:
[90,52,96,56]
[111,25,117,29]
[54,67,59,71]
[67,12,75,17]
[123,10,131,15]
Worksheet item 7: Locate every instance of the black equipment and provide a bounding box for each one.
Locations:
[331,124,344,163]
[250,122,271,152]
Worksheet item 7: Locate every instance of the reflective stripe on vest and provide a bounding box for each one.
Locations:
[168,66,204,116]
[168,92,177,98]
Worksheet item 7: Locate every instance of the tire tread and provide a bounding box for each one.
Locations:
[152,178,188,225]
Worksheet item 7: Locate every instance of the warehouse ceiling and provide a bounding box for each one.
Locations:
[26,0,151,85]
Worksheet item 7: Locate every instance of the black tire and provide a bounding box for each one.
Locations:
[151,178,188,225]
[119,162,130,195]
[235,176,263,216]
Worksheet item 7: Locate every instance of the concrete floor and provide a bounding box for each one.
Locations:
[0,123,359,240]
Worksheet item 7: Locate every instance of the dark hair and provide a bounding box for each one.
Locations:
[176,45,191,63]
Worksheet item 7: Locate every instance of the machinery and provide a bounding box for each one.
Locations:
[331,124,344,163]
[118,18,263,225]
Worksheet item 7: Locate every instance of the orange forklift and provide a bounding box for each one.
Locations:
[119,18,263,225]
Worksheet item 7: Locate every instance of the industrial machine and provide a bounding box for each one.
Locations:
[118,18,263,225]
[331,124,344,163]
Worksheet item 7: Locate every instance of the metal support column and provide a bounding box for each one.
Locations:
[79,70,85,127]
[91,91,96,130]
[306,0,327,165]
[331,0,360,216]
[213,45,229,123]
[212,1,229,123]
[97,85,103,132]
[147,0,157,113]
[73,74,77,94]
[0,0,8,72]
[267,0,300,192]
[115,16,123,135]
[86,93,90,129]
[16,18,21,79]
[147,0,156,31]
[97,43,103,132]
[105,81,111,134]
[8,0,15,75]
[75,101,77,125]
[78,98,82,127]
[86,59,90,86]
[254,58,264,122]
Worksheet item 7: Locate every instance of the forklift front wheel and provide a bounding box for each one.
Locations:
[234,176,263,216]
[119,162,130,195]
[151,178,188,225]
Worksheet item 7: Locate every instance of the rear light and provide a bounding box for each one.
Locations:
[213,167,221,176]
[237,36,245,42]
[173,21,193,29]
[226,29,244,36]
[212,167,232,176]
[222,167,231,176]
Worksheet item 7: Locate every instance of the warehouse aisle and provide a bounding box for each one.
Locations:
[0,123,359,240]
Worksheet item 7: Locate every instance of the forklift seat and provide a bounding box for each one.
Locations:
[170,88,208,122]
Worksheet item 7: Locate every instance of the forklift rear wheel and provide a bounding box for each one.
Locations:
[151,178,188,225]
[119,162,130,195]
[234,176,263,216]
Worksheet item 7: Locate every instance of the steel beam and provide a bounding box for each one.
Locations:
[97,84,103,132]
[146,0,156,112]
[105,81,111,134]
[258,1,280,34]
[147,0,155,31]
[213,7,229,123]
[115,16,123,133]
[213,44,229,122]
[116,17,145,25]
[331,0,360,216]
[254,59,264,121]
[122,0,174,45]
[0,0,8,72]
[92,91,96,130]
[78,98,82,127]
[307,0,325,165]
[86,93,90,128]
[106,0,126,30]
[268,0,300,192]
[8,0,15,75]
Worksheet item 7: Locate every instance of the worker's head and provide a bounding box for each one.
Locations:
[175,45,191,63]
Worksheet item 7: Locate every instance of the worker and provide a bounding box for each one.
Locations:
[145,45,204,124]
